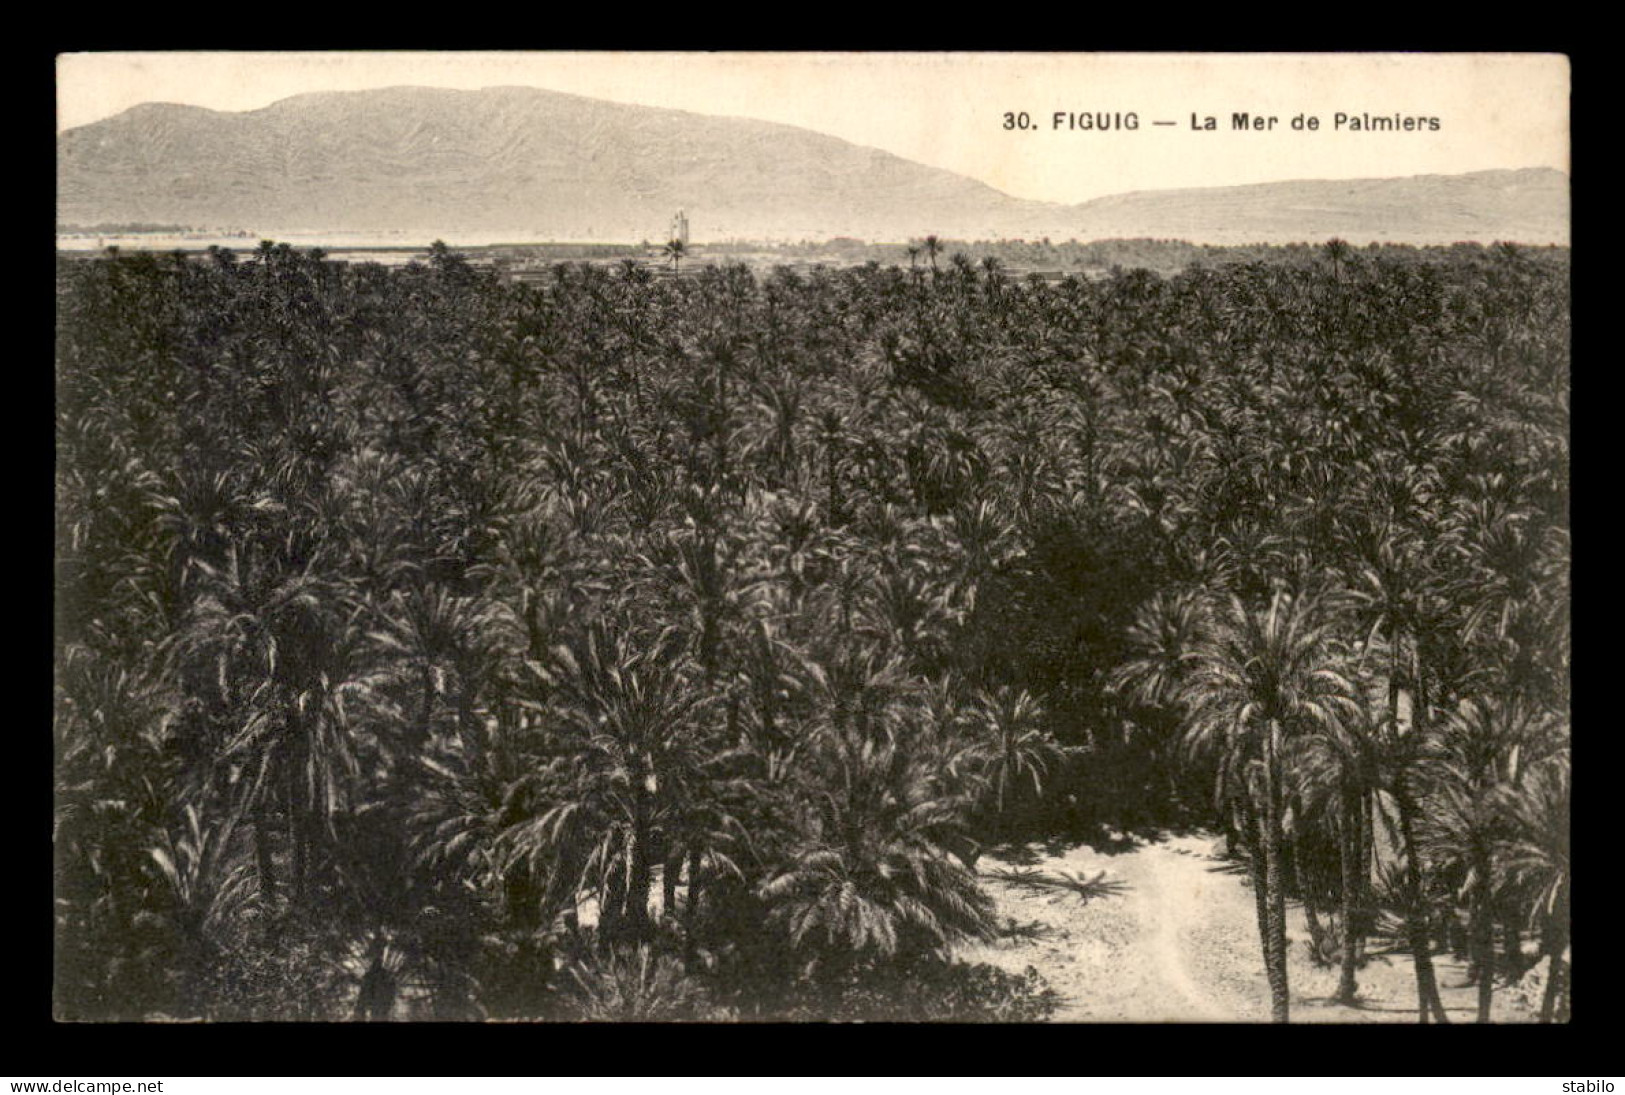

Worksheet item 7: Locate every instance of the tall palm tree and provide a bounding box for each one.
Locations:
[1323,239,1353,284]
[812,410,849,527]
[56,217,1571,1022]
[731,618,818,789]
[203,567,374,909]
[939,498,1018,619]
[1296,696,1380,1004]
[1496,749,1569,1022]
[922,236,943,276]
[1182,588,1360,1023]
[173,542,298,906]
[514,623,713,945]
[1343,519,1462,1021]
[1421,695,1563,1022]
[1365,675,1453,1023]
[642,521,749,684]
[1112,588,1216,826]
[665,238,688,276]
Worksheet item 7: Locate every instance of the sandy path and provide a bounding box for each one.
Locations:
[1138,838,1237,1020]
[958,830,1540,1023]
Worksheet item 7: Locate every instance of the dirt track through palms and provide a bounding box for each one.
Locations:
[958,831,1539,1023]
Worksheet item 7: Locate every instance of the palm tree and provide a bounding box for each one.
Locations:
[1323,239,1353,284]
[1296,696,1380,1004]
[665,238,688,276]
[1343,520,1462,1021]
[922,236,943,276]
[148,464,252,606]
[812,410,850,527]
[198,565,373,910]
[1365,677,1453,1023]
[1112,589,1210,712]
[173,542,296,906]
[1111,588,1214,821]
[411,696,536,900]
[147,803,258,1012]
[1456,508,1566,708]
[952,686,1063,839]
[642,520,747,684]
[513,623,713,945]
[1421,695,1564,1022]
[365,584,510,750]
[469,513,578,663]
[1182,588,1360,1023]
[1496,749,1569,1022]
[54,645,179,1016]
[758,730,995,972]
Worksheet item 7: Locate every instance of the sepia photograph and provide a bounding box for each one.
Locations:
[53,51,1570,1025]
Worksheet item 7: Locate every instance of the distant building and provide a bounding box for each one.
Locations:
[670,211,689,247]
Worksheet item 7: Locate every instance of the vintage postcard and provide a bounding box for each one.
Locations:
[54,52,1570,1025]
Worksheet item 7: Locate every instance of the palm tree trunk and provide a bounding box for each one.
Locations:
[1359,787,1375,940]
[1336,783,1362,1003]
[284,755,306,907]
[1239,798,1272,966]
[1410,661,1453,1023]
[662,849,681,919]
[421,664,435,745]
[1539,908,1568,1023]
[1394,768,1449,1023]
[291,808,307,907]
[995,771,1009,841]
[1262,723,1290,1023]
[624,787,654,941]
[600,857,626,950]
[686,846,704,921]
[825,444,841,526]
[255,807,277,909]
[1502,915,1524,979]
[505,872,539,932]
[1471,854,1495,1023]
[1294,843,1330,963]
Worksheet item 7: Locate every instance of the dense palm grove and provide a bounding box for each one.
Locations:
[55,239,1569,1022]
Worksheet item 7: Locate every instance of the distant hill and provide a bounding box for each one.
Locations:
[1067,169,1569,245]
[57,86,1569,245]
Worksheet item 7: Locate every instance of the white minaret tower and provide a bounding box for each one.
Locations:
[671,210,689,247]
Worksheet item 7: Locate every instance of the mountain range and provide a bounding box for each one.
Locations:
[57,86,1570,245]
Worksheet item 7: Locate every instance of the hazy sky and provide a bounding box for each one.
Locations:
[57,52,1569,205]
